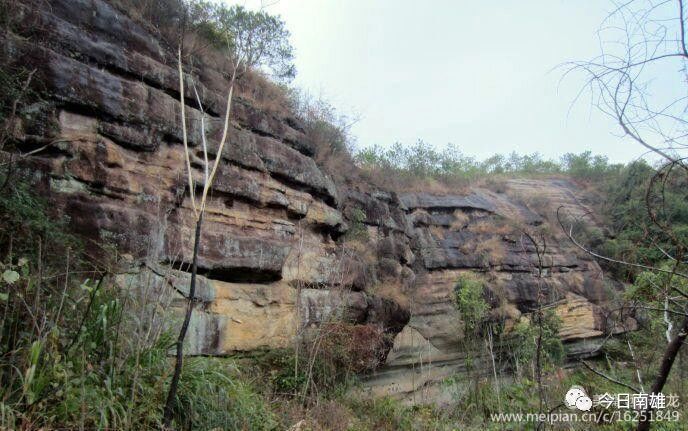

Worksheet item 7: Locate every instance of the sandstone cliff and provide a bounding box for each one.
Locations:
[1,0,633,404]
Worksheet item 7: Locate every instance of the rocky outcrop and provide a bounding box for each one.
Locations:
[2,0,409,361]
[2,0,634,406]
[361,180,635,404]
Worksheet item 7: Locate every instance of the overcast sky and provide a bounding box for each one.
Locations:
[227,0,665,163]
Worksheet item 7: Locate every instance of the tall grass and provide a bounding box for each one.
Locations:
[0,176,276,430]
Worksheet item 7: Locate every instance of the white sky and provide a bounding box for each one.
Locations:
[227,0,669,163]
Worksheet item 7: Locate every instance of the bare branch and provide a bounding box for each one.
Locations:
[556,206,688,280]
[178,49,198,218]
[679,0,688,56]
[580,359,641,393]
[190,78,209,184]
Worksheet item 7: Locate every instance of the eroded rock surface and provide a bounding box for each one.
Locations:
[2,0,633,406]
[362,180,635,404]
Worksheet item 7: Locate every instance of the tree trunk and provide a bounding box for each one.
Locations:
[535,309,544,412]
[637,314,688,431]
[163,213,203,428]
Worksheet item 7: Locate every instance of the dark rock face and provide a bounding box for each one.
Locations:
[3,0,633,405]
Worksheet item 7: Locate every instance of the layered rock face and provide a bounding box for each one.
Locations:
[363,180,635,404]
[2,0,632,405]
[1,0,407,355]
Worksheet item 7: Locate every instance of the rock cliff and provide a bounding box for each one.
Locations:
[1,0,633,404]
[364,179,635,404]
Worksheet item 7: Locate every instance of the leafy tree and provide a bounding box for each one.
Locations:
[353,143,630,186]
[191,2,296,81]
[561,151,618,180]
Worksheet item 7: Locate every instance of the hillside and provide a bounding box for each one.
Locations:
[0,1,685,430]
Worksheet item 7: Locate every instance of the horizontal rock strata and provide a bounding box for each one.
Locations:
[2,0,634,405]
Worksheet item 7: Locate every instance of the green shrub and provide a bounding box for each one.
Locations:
[455,379,503,422]
[173,358,278,430]
[454,274,489,334]
[509,309,564,373]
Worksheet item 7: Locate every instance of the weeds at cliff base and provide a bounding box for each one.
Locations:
[0,178,276,430]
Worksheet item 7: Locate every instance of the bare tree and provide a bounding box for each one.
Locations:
[519,230,549,416]
[162,38,242,431]
[565,0,688,165]
[564,2,688,429]
[161,1,297,425]
[557,174,688,431]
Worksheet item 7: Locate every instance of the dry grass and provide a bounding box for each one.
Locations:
[449,210,470,230]
[475,236,506,262]
[371,281,410,310]
[467,217,513,235]
[525,194,551,214]
[429,225,446,239]
[313,322,386,374]
[315,148,359,187]
[479,176,509,193]
[309,400,354,431]
[341,239,377,268]
[466,218,493,234]
[510,190,551,214]
[111,0,183,44]
[114,0,293,121]
[357,167,474,194]
[491,303,522,322]
[236,71,291,115]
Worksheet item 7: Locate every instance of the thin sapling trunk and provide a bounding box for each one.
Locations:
[163,213,203,427]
